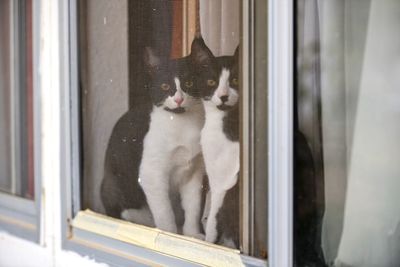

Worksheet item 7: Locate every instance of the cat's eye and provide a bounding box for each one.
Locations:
[232,78,238,85]
[185,81,194,88]
[207,79,216,86]
[160,83,170,91]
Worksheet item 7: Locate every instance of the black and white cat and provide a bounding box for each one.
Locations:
[101,43,206,238]
[191,38,240,246]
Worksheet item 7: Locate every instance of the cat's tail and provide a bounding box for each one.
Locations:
[121,206,155,228]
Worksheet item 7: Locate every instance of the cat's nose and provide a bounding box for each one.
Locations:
[174,97,184,106]
[220,95,229,103]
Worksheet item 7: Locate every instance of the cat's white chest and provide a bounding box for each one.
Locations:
[152,107,202,154]
[138,104,206,236]
[141,104,204,174]
[201,104,239,190]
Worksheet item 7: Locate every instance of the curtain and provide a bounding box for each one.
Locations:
[318,1,348,263]
[334,1,400,266]
[298,0,400,266]
[199,0,239,56]
[318,1,373,263]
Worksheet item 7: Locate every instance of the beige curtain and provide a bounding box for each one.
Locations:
[199,0,240,56]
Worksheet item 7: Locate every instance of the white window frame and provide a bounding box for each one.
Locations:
[268,0,294,266]
[59,0,294,266]
[0,0,42,243]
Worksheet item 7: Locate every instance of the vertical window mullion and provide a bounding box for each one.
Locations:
[18,0,29,198]
[11,0,29,197]
[69,0,82,217]
[11,0,22,196]
[241,0,254,255]
[268,0,294,266]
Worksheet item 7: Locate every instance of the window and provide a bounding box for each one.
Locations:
[0,0,41,242]
[62,0,268,266]
[0,0,34,199]
[295,1,400,266]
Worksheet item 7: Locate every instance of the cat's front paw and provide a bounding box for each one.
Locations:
[183,225,205,240]
[185,232,205,240]
[205,227,218,243]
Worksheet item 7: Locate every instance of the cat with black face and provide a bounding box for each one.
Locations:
[190,38,240,247]
[101,42,205,239]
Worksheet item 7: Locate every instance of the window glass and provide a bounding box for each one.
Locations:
[0,0,34,199]
[78,0,266,259]
[295,1,400,266]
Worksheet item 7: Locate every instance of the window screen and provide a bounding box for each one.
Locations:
[78,0,267,260]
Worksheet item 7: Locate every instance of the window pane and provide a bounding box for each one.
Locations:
[0,0,34,199]
[295,1,400,266]
[79,0,266,258]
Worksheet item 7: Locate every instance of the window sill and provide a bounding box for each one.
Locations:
[72,210,245,266]
[0,193,38,242]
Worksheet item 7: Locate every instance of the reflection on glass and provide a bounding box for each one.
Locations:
[295,1,400,266]
[0,0,34,199]
[80,0,268,255]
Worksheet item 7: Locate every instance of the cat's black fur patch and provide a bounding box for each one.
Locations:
[101,99,152,218]
[216,182,239,247]
[222,104,239,141]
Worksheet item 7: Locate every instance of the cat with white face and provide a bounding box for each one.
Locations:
[101,42,205,239]
[191,38,240,246]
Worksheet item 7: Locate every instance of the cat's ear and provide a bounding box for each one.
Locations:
[234,45,239,59]
[232,45,240,68]
[190,37,214,67]
[144,47,161,74]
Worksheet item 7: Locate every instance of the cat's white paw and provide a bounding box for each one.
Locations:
[121,208,155,227]
[185,232,205,240]
[192,232,205,240]
[219,237,237,249]
[183,225,205,240]
[205,215,218,243]
[205,224,218,243]
[156,221,178,234]
[205,233,217,243]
